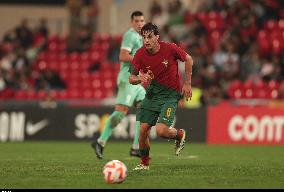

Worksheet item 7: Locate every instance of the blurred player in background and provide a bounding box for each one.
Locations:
[91,11,146,159]
[129,22,194,170]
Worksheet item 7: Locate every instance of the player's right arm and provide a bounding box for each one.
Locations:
[129,50,152,85]
[129,71,152,85]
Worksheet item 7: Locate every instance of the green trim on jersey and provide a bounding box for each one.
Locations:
[117,28,143,84]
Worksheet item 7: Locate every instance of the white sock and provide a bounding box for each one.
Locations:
[132,144,139,150]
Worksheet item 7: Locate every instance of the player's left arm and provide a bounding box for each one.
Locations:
[171,42,194,101]
[119,49,133,63]
[119,32,135,63]
[182,54,194,101]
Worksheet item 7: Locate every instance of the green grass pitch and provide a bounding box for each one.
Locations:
[0,141,284,189]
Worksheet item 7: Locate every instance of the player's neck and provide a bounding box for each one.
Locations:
[131,27,140,34]
[148,42,160,55]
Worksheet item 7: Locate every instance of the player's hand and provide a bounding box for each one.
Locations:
[182,82,192,101]
[139,71,152,83]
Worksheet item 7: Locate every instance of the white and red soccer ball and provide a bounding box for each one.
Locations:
[103,160,128,184]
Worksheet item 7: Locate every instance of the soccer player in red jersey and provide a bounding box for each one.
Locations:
[129,22,194,170]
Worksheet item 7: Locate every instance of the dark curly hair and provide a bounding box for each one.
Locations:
[141,22,159,36]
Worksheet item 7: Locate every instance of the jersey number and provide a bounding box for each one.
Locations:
[166,108,172,118]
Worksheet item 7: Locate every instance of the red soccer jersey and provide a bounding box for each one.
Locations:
[132,41,187,93]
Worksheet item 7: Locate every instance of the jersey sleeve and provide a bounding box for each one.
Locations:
[120,32,134,52]
[170,43,188,62]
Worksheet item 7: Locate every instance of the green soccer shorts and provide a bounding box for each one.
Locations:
[137,101,178,127]
[116,82,146,107]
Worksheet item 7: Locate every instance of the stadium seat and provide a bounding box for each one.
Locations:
[49,90,59,100]
[82,90,94,99]
[70,53,80,62]
[59,61,69,71]
[264,20,278,31]
[57,90,68,100]
[92,79,101,89]
[100,34,111,42]
[68,89,81,99]
[58,53,68,62]
[70,61,80,71]
[267,80,280,99]
[103,78,115,89]
[227,80,243,99]
[37,90,48,100]
[279,19,284,30]
[81,79,92,90]
[208,31,222,51]
[26,90,37,100]
[38,61,48,71]
[271,39,281,55]
[196,12,207,22]
[68,79,80,89]
[48,42,59,52]
[0,88,14,99]
[254,80,269,99]
[93,90,104,99]
[243,80,255,99]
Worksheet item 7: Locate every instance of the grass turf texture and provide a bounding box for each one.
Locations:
[0,141,284,189]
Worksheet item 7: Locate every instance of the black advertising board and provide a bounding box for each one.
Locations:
[0,106,206,142]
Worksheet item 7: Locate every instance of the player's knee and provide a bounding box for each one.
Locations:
[156,124,167,137]
[140,127,147,135]
[156,127,164,137]
[140,124,150,135]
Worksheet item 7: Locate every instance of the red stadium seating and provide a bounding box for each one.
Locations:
[6,4,283,102]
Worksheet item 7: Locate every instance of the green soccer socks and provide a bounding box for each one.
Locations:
[98,111,125,146]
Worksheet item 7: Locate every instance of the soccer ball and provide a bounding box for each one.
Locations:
[103,160,128,184]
